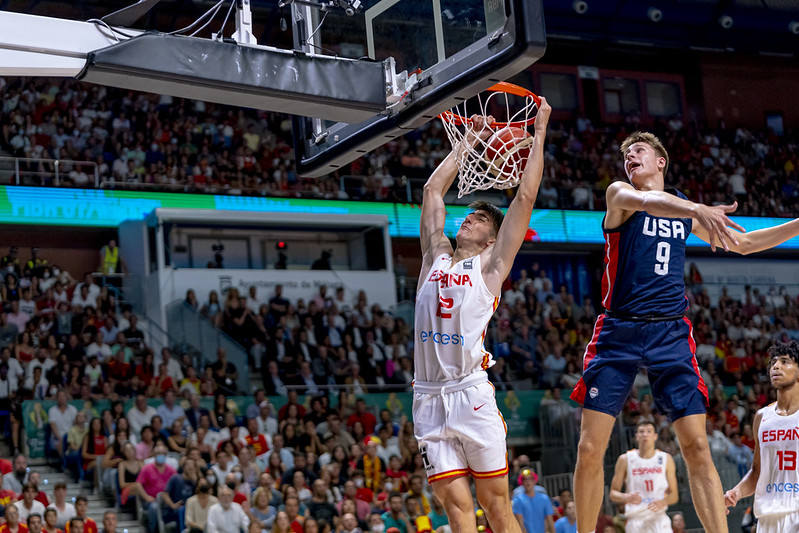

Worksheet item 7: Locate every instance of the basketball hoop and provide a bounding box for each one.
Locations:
[440,82,541,198]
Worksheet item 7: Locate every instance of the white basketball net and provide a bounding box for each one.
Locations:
[440,88,539,198]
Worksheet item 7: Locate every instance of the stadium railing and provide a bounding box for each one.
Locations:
[166,300,250,393]
[0,155,99,187]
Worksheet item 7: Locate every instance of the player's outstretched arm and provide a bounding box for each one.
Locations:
[608,454,640,505]
[605,181,745,252]
[725,411,763,510]
[693,216,799,256]
[484,98,552,293]
[419,116,494,266]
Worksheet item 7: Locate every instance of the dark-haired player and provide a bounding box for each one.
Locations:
[610,421,677,532]
[725,341,799,533]
[413,99,551,533]
[570,131,799,533]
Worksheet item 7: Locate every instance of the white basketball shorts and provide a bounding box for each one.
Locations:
[624,513,671,533]
[412,372,508,483]
[756,512,799,533]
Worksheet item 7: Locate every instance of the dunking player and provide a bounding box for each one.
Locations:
[610,421,678,532]
[725,341,799,533]
[413,99,551,533]
[569,131,799,533]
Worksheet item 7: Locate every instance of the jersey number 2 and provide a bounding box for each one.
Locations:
[437,296,454,319]
[654,241,670,276]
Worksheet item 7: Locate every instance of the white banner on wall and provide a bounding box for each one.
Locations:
[163,268,398,311]
[686,257,799,305]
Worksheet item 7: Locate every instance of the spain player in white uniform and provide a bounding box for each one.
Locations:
[609,421,678,533]
[725,341,799,533]
[413,100,551,533]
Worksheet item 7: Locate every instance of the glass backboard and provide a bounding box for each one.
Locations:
[291,0,546,177]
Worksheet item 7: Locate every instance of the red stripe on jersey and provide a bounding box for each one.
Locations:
[570,314,605,404]
[601,232,620,310]
[683,317,709,405]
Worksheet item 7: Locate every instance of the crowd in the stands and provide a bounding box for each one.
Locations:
[0,235,797,532]
[1,77,797,215]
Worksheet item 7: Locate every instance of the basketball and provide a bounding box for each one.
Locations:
[483,126,533,177]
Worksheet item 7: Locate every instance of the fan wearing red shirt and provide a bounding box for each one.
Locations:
[22,473,49,507]
[224,473,250,510]
[244,418,270,457]
[278,391,306,421]
[284,496,305,533]
[0,458,13,475]
[0,504,28,533]
[64,498,98,533]
[346,399,377,435]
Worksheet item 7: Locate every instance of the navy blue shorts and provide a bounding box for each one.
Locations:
[570,314,708,421]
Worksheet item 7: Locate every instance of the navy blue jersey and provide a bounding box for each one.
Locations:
[601,189,693,317]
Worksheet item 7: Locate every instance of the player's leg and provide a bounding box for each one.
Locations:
[455,381,518,533]
[414,390,474,532]
[645,319,727,533]
[573,409,616,533]
[431,476,478,533]
[673,414,727,533]
[570,317,640,533]
[473,475,520,533]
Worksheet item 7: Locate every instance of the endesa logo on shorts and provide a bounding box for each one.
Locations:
[765,482,799,493]
[419,330,465,346]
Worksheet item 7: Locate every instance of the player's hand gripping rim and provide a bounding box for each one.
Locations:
[533,97,551,136]
[694,201,746,252]
[459,115,496,151]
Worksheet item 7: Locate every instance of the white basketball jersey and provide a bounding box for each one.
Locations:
[414,254,499,383]
[625,450,670,520]
[754,403,799,518]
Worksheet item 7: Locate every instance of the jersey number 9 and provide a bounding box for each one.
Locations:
[655,242,670,276]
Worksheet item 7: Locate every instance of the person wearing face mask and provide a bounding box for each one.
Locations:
[223,472,250,511]
[206,487,249,533]
[367,513,385,533]
[186,480,218,533]
[161,459,199,533]
[339,512,362,533]
[135,443,177,533]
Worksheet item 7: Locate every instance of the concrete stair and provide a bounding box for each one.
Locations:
[32,461,146,533]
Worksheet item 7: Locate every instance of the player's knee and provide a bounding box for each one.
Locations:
[481,500,512,525]
[443,494,475,522]
[576,438,604,467]
[680,435,712,465]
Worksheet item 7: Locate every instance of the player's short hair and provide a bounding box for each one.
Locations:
[767,341,799,369]
[635,420,656,432]
[620,131,670,177]
[468,201,503,236]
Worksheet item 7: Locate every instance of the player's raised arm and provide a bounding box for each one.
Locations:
[484,98,551,291]
[419,115,494,264]
[725,410,764,509]
[692,216,799,256]
[605,181,745,252]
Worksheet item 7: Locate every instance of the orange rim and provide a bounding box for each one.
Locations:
[439,82,542,129]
